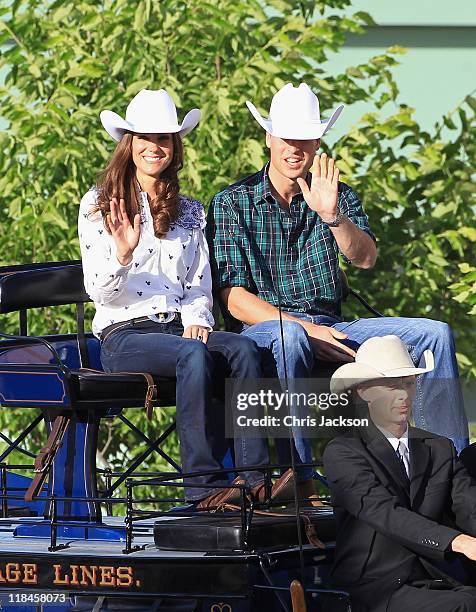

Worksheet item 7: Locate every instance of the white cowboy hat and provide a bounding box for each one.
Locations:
[246,83,344,140]
[330,335,434,394]
[100,89,201,141]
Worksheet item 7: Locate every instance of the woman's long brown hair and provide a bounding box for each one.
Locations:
[94,132,183,238]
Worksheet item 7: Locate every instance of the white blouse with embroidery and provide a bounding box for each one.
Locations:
[78,188,215,337]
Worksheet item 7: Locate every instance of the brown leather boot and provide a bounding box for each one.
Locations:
[251,471,324,507]
[251,468,295,503]
[195,477,246,511]
[297,478,324,507]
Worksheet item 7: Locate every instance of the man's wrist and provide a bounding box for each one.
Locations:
[320,209,346,227]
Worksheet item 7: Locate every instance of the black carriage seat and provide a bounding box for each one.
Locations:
[0,260,178,509]
[0,260,177,410]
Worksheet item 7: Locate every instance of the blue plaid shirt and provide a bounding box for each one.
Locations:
[207,165,374,330]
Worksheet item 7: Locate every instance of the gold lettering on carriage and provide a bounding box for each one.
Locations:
[210,604,233,612]
[53,564,137,587]
[0,563,38,584]
[0,562,141,588]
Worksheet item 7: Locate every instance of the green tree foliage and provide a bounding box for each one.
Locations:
[0,0,474,485]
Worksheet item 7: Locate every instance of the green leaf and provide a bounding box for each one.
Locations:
[42,210,69,231]
[460,227,476,242]
[431,201,457,219]
[28,63,41,79]
[125,79,151,97]
[466,95,476,115]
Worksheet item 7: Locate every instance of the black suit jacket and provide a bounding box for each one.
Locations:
[323,424,476,612]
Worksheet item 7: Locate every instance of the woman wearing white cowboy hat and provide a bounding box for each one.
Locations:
[78,88,271,507]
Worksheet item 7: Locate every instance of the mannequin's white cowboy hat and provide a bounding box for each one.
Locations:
[100,89,201,141]
[330,335,434,394]
[246,83,344,140]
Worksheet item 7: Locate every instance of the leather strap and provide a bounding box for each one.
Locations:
[79,368,157,420]
[25,414,70,501]
[300,512,326,549]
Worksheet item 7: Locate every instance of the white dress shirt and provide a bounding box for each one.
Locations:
[376,424,410,477]
[78,188,215,337]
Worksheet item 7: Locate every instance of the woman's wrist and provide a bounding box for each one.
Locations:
[116,251,133,266]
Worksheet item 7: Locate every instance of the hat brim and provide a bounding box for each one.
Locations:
[100,108,201,142]
[330,349,435,393]
[246,101,344,140]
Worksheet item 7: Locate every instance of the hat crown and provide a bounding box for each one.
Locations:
[125,89,178,129]
[269,83,321,124]
[356,335,415,374]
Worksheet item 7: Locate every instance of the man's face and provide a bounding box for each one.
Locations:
[357,377,417,429]
[266,133,319,181]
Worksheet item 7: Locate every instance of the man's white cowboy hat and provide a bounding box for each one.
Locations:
[330,335,434,394]
[246,83,344,140]
[100,89,201,141]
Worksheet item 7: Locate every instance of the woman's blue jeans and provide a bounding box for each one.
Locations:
[101,318,269,501]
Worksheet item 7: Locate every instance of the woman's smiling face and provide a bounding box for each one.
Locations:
[131,132,174,180]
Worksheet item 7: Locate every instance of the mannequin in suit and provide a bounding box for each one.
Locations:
[323,335,476,612]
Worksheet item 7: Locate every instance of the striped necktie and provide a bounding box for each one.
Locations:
[396,441,409,481]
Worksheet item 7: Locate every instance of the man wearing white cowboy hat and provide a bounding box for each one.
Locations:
[323,335,476,612]
[206,82,468,491]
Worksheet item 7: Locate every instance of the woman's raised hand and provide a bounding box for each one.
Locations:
[106,198,141,266]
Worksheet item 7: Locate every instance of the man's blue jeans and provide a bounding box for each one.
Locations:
[242,314,468,475]
[101,318,269,501]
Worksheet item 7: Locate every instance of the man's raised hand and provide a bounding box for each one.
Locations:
[297,153,340,223]
[106,198,141,266]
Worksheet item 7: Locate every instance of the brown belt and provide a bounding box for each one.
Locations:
[100,313,178,343]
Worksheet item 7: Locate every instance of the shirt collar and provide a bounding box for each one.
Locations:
[376,423,409,454]
[256,163,310,207]
[255,163,273,204]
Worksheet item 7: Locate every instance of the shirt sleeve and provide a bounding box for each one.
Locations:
[338,183,376,264]
[180,228,215,330]
[206,193,256,291]
[78,189,132,305]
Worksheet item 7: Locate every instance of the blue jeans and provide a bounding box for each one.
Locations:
[101,318,269,501]
[242,320,316,480]
[243,314,468,466]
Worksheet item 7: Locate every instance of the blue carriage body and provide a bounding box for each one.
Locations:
[0,261,347,612]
